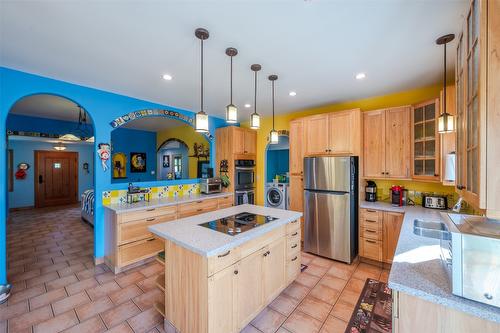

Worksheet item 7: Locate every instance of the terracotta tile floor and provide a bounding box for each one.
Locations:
[2,205,390,333]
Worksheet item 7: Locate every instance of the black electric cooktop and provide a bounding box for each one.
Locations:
[199,212,278,236]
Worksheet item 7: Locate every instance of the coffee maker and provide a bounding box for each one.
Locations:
[365,180,377,202]
[391,185,408,206]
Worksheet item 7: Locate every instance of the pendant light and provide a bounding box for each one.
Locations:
[195,28,209,133]
[436,34,455,133]
[269,74,279,144]
[250,64,261,129]
[225,47,238,123]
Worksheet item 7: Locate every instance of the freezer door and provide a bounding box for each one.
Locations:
[304,190,351,263]
[303,157,351,192]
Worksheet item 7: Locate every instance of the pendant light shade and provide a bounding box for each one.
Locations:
[269,74,279,144]
[195,28,210,133]
[436,34,455,133]
[250,64,261,129]
[225,47,238,123]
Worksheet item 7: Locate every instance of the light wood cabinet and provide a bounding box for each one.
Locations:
[454,0,500,218]
[440,85,456,186]
[231,126,256,156]
[359,208,403,264]
[382,212,404,263]
[411,99,441,181]
[289,119,304,176]
[363,107,411,179]
[234,248,264,329]
[304,109,361,156]
[244,130,257,155]
[162,221,301,333]
[104,194,233,273]
[289,175,304,241]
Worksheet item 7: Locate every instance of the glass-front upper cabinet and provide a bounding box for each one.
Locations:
[456,0,482,206]
[411,99,440,181]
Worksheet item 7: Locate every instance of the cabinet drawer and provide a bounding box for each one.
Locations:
[286,220,301,234]
[119,237,163,267]
[360,208,383,222]
[239,226,285,259]
[207,248,240,277]
[286,254,301,282]
[287,230,301,249]
[359,237,382,261]
[360,226,382,241]
[120,205,177,223]
[118,213,176,245]
[178,199,218,217]
[217,195,233,208]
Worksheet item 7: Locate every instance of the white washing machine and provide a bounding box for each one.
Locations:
[265,182,289,210]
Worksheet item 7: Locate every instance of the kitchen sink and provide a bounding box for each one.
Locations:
[413,219,451,240]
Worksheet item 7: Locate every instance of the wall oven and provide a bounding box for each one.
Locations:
[234,159,255,190]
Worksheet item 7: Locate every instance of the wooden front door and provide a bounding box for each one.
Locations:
[35,151,78,208]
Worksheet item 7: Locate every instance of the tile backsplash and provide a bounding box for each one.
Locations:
[102,183,200,205]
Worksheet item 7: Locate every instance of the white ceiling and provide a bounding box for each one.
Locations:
[121,116,185,132]
[9,94,93,123]
[0,1,467,119]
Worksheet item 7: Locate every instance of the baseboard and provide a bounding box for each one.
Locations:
[9,206,35,212]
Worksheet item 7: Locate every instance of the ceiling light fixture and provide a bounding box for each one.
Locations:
[355,72,366,80]
[53,143,67,151]
[225,47,238,123]
[289,91,297,97]
[244,104,251,108]
[436,33,455,133]
[194,28,209,133]
[250,64,262,129]
[269,74,279,144]
[162,74,173,81]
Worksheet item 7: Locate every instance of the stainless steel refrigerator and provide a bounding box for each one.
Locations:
[303,156,358,263]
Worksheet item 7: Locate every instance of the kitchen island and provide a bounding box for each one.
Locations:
[149,204,302,333]
[360,202,500,332]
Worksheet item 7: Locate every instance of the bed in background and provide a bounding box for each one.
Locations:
[81,189,94,226]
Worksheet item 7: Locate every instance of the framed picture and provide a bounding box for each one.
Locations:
[162,155,170,168]
[130,152,146,173]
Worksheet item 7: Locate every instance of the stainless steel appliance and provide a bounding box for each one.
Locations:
[365,180,377,202]
[200,177,222,194]
[235,189,255,205]
[439,214,500,308]
[422,195,447,209]
[198,212,278,236]
[234,159,255,190]
[303,156,358,263]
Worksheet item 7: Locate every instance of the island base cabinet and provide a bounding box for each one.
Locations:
[392,291,500,333]
[163,221,300,333]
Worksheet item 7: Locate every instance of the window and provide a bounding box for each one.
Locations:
[173,155,182,179]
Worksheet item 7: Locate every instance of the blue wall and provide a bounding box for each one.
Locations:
[266,149,290,182]
[7,140,94,208]
[0,67,227,284]
[111,128,156,183]
[7,114,94,137]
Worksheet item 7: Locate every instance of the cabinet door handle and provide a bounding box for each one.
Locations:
[218,250,231,258]
[365,219,377,223]
[365,229,376,233]
[366,209,377,213]
[292,232,298,236]
[234,270,239,275]
[267,250,271,255]
[146,218,156,222]
[147,238,155,242]
[197,208,203,212]
[263,252,268,257]
[196,200,203,203]
[146,208,155,212]
[291,256,298,261]
[291,220,298,224]
[366,239,376,244]
[291,244,298,249]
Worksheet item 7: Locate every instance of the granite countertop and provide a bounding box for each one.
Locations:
[148,204,302,257]
[103,192,233,213]
[360,201,500,323]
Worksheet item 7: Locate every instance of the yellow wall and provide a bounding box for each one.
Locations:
[241,83,457,205]
[157,125,209,179]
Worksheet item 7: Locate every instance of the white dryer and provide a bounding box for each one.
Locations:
[265,182,289,210]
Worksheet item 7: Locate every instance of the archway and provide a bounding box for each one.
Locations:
[3,93,97,299]
[263,132,290,208]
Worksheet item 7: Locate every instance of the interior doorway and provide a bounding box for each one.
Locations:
[34,150,79,208]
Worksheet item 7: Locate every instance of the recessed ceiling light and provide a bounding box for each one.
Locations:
[355,72,366,80]
[162,74,173,81]
[289,91,297,96]
[244,103,251,108]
